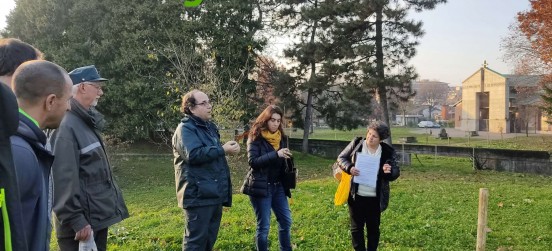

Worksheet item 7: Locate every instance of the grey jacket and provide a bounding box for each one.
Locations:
[50,99,128,238]
[172,115,232,209]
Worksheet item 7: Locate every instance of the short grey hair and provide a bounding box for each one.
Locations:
[72,83,80,95]
[368,121,390,140]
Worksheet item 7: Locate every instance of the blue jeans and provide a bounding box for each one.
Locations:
[249,183,292,251]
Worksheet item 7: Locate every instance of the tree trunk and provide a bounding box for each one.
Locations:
[302,89,314,153]
[375,2,392,143]
[301,0,319,153]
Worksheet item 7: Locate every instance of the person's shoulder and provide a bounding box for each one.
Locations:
[380,142,395,152]
[10,135,35,156]
[248,136,263,145]
[181,119,197,130]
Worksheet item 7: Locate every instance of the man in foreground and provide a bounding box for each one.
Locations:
[11,60,73,250]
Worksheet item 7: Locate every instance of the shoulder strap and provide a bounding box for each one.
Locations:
[350,137,363,157]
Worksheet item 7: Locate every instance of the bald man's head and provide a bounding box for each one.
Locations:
[12,60,73,129]
[13,60,69,105]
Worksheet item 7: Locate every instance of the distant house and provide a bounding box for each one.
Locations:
[395,114,423,126]
[395,106,441,126]
[457,62,550,133]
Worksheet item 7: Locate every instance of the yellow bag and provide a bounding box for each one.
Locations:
[334,172,351,206]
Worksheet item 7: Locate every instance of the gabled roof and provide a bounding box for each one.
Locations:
[504,75,542,87]
[452,100,462,107]
[462,67,505,83]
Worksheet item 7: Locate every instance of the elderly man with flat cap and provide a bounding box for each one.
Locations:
[10,60,72,251]
[50,65,128,251]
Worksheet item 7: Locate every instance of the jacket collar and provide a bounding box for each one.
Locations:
[182,114,209,128]
[16,113,47,147]
[70,98,96,128]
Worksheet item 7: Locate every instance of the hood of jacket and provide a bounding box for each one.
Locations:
[16,113,47,148]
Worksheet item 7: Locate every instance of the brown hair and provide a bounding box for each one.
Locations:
[249,105,285,142]
[0,38,43,76]
[180,89,200,115]
[367,121,390,140]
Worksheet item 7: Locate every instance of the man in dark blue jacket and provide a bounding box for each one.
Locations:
[172,89,240,251]
[10,60,73,251]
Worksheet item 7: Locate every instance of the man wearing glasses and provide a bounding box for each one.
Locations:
[172,89,240,250]
[50,65,128,251]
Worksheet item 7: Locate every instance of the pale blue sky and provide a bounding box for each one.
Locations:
[408,0,530,85]
[1,0,531,86]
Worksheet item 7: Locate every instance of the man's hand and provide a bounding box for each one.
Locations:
[74,224,92,241]
[222,141,240,155]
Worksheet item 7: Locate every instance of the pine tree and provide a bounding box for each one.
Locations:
[329,0,446,142]
[275,0,376,153]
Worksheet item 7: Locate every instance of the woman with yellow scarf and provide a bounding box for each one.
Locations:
[240,105,293,251]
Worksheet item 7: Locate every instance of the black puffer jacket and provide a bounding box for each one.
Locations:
[243,135,293,198]
[337,138,400,212]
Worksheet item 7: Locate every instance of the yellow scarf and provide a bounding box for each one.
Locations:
[261,129,281,150]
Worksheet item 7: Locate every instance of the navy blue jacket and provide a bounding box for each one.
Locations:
[10,113,53,251]
[0,83,27,250]
[172,115,232,209]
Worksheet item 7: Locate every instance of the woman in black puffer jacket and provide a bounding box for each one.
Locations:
[241,105,293,251]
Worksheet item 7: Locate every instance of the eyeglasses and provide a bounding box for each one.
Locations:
[87,83,103,91]
[195,100,211,107]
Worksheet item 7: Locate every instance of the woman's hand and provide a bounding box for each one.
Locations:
[277,148,292,158]
[350,166,360,176]
[383,163,392,173]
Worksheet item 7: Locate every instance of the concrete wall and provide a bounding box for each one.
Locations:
[541,115,552,132]
[489,72,509,133]
[289,138,552,176]
[454,103,462,128]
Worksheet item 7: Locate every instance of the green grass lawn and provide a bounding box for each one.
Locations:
[49,151,552,250]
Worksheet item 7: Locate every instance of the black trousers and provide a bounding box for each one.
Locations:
[57,227,108,251]
[348,195,381,251]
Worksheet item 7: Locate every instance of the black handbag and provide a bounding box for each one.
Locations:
[283,157,297,189]
[240,169,268,197]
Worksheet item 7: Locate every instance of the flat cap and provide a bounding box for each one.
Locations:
[68,65,107,85]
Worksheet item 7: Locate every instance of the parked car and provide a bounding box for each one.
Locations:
[418,121,440,128]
